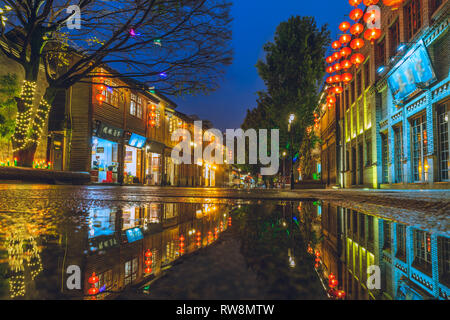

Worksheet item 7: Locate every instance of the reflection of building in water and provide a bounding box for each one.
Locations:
[64,202,230,299]
[316,202,449,300]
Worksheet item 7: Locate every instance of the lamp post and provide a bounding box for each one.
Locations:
[288,114,295,190]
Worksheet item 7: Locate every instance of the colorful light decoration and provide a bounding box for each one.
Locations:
[348,0,362,6]
[326,66,334,74]
[332,52,341,61]
[327,95,336,105]
[228,217,232,227]
[326,56,335,64]
[350,38,365,50]
[148,105,157,128]
[350,23,364,36]
[326,76,334,84]
[382,0,404,10]
[336,290,346,299]
[329,278,338,288]
[349,8,363,21]
[196,231,201,247]
[364,28,382,44]
[340,47,352,58]
[129,29,141,37]
[350,53,365,67]
[339,34,352,44]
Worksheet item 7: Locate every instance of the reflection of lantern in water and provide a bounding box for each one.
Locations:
[228,217,232,227]
[214,227,218,240]
[220,221,224,232]
[179,235,185,254]
[196,231,201,247]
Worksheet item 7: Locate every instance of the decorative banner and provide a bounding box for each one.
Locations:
[388,42,436,102]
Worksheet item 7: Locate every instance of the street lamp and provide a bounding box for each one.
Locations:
[288,114,295,190]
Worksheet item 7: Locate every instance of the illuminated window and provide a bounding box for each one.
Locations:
[413,229,432,275]
[396,224,406,260]
[104,80,119,107]
[124,258,138,285]
[130,94,142,119]
[364,58,370,88]
[411,114,428,182]
[383,220,391,250]
[389,20,400,58]
[437,102,449,181]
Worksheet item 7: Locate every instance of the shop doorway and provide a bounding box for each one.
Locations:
[91,137,119,183]
[124,146,143,184]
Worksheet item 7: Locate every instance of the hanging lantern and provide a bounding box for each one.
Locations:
[333,74,342,83]
[314,263,319,268]
[88,272,99,284]
[96,94,106,103]
[328,273,336,280]
[349,0,362,6]
[144,267,152,274]
[340,60,352,70]
[333,63,342,72]
[342,73,353,83]
[339,21,351,33]
[332,41,341,49]
[327,86,336,94]
[364,10,376,24]
[339,34,352,44]
[326,76,334,84]
[364,28,382,44]
[363,0,379,5]
[340,47,352,58]
[333,52,341,61]
[334,86,343,94]
[145,250,152,258]
[329,278,339,288]
[326,66,334,73]
[88,286,99,295]
[327,102,334,109]
[315,251,321,258]
[327,96,336,105]
[350,23,364,36]
[382,0,404,10]
[326,56,335,64]
[351,53,365,67]
[349,8,363,21]
[96,84,106,91]
[350,38,365,50]
[336,290,346,299]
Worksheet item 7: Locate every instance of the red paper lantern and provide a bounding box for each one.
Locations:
[334,86,343,94]
[342,73,353,83]
[339,21,351,32]
[326,56,335,64]
[350,38,365,50]
[326,66,334,73]
[336,290,346,299]
[329,278,339,288]
[364,28,382,44]
[96,94,106,102]
[96,84,106,91]
[179,235,185,242]
[341,60,352,70]
[350,23,364,36]
[363,0,379,5]
[349,0,362,6]
[314,263,319,268]
[145,250,153,258]
[88,272,99,284]
[333,63,342,72]
[332,41,341,49]
[327,96,336,105]
[88,286,99,295]
[364,10,376,24]
[315,251,321,257]
[349,8,363,21]
[328,273,336,280]
[333,52,341,61]
[326,76,334,84]
[382,0,404,10]
[333,74,342,83]
[144,267,152,274]
[340,47,352,58]
[351,53,365,67]
[339,34,352,44]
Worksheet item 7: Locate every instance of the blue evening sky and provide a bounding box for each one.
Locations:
[174,0,350,130]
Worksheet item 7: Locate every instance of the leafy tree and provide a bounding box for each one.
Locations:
[0,74,19,141]
[244,16,329,180]
[0,0,233,166]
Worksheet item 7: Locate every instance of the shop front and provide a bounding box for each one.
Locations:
[124,133,146,184]
[91,122,123,184]
[145,140,165,185]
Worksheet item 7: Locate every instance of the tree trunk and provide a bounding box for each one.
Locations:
[13,144,37,167]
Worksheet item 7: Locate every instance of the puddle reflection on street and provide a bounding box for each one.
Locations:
[0,200,448,300]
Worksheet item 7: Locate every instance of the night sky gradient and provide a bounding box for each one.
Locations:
[174,0,350,130]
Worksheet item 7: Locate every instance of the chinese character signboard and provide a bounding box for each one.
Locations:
[388,41,436,103]
[97,122,124,142]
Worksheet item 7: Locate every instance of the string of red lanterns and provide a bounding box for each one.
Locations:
[144,249,153,274]
[88,272,99,296]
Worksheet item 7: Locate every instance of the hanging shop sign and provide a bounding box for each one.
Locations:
[128,133,147,149]
[96,122,124,142]
[388,42,436,103]
[125,227,144,243]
